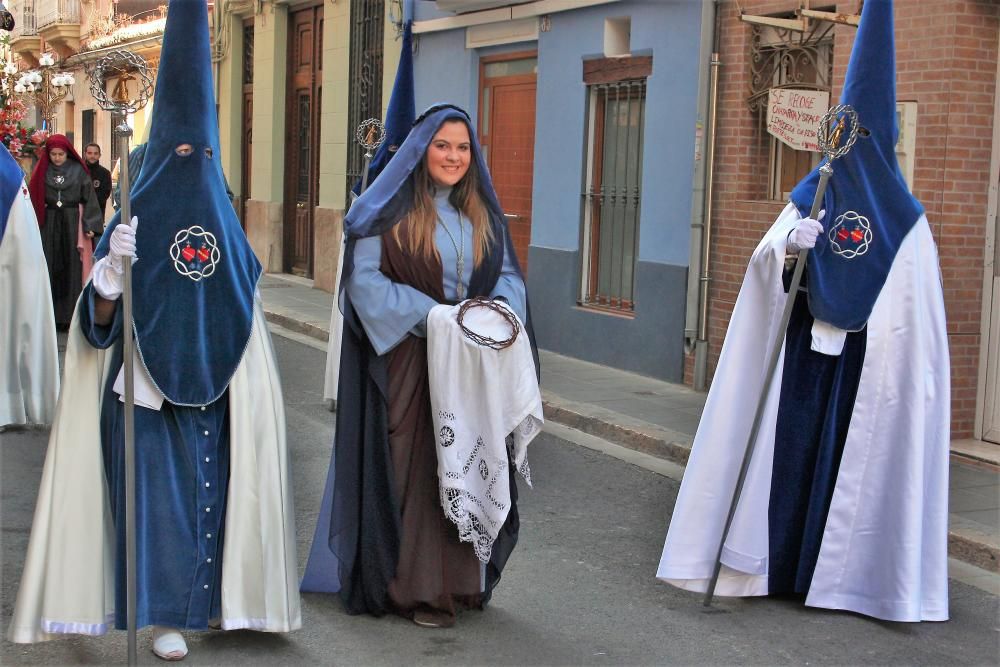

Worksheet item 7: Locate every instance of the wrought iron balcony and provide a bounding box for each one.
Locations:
[35,0,79,30]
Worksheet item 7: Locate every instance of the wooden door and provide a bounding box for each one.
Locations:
[239,19,253,229]
[479,53,537,274]
[283,4,323,277]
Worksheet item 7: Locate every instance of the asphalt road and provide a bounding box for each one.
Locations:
[1,331,998,666]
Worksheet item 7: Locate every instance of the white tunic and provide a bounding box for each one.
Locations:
[0,178,59,428]
[657,203,950,622]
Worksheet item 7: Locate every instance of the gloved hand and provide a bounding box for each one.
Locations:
[107,216,138,273]
[787,210,825,254]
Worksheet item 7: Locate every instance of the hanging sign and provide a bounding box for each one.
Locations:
[766,88,830,152]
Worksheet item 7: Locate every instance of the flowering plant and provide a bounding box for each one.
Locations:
[0,96,46,158]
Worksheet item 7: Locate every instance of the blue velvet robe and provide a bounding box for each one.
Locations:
[79,283,230,631]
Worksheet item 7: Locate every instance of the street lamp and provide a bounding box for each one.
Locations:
[14,52,75,131]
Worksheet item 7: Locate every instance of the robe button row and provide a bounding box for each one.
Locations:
[206,533,212,539]
[203,584,209,590]
[205,457,210,463]
[203,430,210,436]
[206,507,211,513]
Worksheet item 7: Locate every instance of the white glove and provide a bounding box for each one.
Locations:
[107,216,138,273]
[787,210,825,254]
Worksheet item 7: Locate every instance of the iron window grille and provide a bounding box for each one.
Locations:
[345,0,384,199]
[580,79,646,314]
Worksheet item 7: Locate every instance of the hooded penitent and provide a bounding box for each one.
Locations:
[656,0,949,623]
[27,134,90,229]
[789,0,923,331]
[93,0,261,406]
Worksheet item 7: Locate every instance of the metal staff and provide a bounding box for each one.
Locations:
[703,105,859,607]
[355,117,386,195]
[87,52,154,666]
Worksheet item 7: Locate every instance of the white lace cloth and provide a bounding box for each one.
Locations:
[426,302,542,562]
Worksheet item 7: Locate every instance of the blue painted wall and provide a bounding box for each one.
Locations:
[411,1,708,381]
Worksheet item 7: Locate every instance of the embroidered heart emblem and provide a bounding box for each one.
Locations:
[851,229,864,242]
[837,229,850,241]
[196,247,210,262]
[181,246,196,262]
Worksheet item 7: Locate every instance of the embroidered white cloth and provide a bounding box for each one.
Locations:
[426,301,542,563]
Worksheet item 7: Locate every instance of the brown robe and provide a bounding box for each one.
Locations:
[379,223,482,618]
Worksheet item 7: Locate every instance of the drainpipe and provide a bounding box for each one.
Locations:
[692,2,722,392]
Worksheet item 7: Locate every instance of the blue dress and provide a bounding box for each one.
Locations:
[79,282,230,631]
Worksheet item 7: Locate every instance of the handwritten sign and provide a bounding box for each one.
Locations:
[766,88,830,152]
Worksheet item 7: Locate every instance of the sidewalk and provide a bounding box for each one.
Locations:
[259,273,1000,574]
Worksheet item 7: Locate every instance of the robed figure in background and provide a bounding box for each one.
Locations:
[657,0,949,622]
[8,0,301,660]
[302,104,537,628]
[0,144,59,429]
[28,134,104,329]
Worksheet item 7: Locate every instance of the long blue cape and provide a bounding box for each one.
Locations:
[94,0,261,406]
[790,0,923,331]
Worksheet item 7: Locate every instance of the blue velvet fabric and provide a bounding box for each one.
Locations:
[93,0,261,406]
[789,0,923,331]
[80,283,230,630]
[0,145,24,242]
[768,276,867,594]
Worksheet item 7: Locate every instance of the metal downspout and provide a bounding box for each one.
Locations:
[693,50,720,391]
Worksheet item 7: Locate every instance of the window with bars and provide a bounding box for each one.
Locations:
[345,0,384,198]
[746,18,833,200]
[579,57,649,314]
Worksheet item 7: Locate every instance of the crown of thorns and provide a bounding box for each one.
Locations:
[457,297,520,350]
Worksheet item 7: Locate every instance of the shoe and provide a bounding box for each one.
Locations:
[152,626,188,661]
[412,609,455,629]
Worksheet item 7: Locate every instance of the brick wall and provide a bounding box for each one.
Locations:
[686,0,1000,439]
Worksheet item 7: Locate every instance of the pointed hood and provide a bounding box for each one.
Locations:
[789,0,923,331]
[351,19,416,197]
[94,0,262,406]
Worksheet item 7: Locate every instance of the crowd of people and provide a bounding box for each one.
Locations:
[0,0,952,663]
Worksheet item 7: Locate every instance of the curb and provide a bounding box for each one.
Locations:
[264,310,329,343]
[542,395,1000,575]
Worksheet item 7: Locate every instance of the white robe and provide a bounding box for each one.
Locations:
[657,203,950,622]
[8,298,302,642]
[0,179,59,427]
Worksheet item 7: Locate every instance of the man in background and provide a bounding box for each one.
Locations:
[84,143,112,217]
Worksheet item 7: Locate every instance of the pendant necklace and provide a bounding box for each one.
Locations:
[54,174,65,208]
[438,210,466,300]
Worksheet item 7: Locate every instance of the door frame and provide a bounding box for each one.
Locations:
[975,28,1000,443]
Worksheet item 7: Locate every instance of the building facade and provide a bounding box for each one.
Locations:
[413,0,713,382]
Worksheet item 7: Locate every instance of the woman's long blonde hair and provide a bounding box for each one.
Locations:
[392,120,494,268]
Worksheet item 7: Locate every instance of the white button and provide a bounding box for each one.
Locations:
[205,482,210,488]
[201,406,206,411]
[203,430,210,436]
[207,558,212,563]
[206,533,212,539]
[203,584,209,590]
[205,457,210,463]
[206,507,211,513]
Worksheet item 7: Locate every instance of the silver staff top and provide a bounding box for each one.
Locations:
[818,104,859,162]
[356,117,387,157]
[87,50,155,116]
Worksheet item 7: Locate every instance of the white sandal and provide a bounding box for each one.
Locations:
[152,626,188,661]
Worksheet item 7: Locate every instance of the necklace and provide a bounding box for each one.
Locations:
[438,210,466,300]
[54,174,65,208]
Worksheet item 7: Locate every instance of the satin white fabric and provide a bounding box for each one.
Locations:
[657,203,950,622]
[0,180,59,427]
[426,302,542,562]
[8,299,301,642]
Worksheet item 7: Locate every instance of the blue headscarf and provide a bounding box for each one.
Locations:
[340,103,513,289]
[94,0,262,406]
[789,0,923,331]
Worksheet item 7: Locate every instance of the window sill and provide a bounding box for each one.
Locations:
[575,303,636,320]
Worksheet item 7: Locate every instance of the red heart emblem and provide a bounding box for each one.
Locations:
[837,229,849,241]
[197,247,210,262]
[851,229,864,242]
[181,246,196,262]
